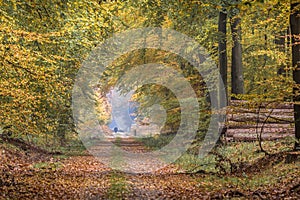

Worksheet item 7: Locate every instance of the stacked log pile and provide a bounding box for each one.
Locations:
[225,100,295,142]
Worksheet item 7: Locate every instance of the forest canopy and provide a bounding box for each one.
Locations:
[0,0,297,147]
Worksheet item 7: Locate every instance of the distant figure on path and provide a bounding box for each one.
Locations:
[114,127,118,133]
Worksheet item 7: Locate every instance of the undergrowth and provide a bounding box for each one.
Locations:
[139,135,298,174]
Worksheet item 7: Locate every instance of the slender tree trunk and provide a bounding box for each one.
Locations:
[217,10,228,143]
[290,1,300,150]
[275,30,287,76]
[218,10,228,107]
[231,16,244,98]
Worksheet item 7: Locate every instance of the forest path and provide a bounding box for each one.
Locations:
[1,137,299,199]
[57,138,205,199]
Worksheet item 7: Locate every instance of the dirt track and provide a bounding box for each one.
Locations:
[1,138,299,199]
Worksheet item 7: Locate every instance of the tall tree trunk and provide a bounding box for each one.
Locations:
[231,16,244,98]
[218,10,228,107]
[275,30,287,76]
[290,1,300,150]
[217,10,228,142]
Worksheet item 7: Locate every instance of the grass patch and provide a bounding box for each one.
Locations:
[50,139,87,157]
[32,161,63,171]
[136,134,175,150]
[175,137,296,173]
[112,137,122,147]
[194,161,299,193]
[175,153,217,173]
[106,172,131,199]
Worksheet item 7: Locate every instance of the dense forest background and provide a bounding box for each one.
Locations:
[1,0,298,148]
[1,1,300,199]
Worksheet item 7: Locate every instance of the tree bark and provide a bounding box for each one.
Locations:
[231,16,244,98]
[218,10,228,107]
[275,29,288,76]
[290,1,300,150]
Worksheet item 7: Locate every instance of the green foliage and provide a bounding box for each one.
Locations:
[240,1,293,100]
[0,0,296,150]
[107,172,131,200]
[0,0,129,147]
[176,136,296,173]
[137,134,175,150]
[32,161,62,171]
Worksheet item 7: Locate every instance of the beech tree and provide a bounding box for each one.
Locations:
[218,9,228,106]
[0,0,296,148]
[0,0,126,146]
[230,6,244,98]
[290,1,300,150]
